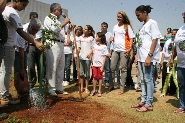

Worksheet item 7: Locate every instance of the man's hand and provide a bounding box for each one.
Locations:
[34,41,43,51]
[63,18,70,25]
[144,56,151,67]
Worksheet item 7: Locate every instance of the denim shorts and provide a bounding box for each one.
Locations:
[80,60,91,77]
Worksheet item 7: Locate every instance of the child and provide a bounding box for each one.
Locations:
[131,5,162,112]
[77,25,95,94]
[90,32,108,97]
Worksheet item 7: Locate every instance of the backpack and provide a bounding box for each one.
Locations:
[0,14,8,44]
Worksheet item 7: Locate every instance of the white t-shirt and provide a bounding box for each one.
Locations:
[64,34,73,54]
[174,25,185,68]
[2,6,23,46]
[93,44,108,67]
[78,36,95,60]
[162,38,175,62]
[137,19,162,62]
[112,24,134,52]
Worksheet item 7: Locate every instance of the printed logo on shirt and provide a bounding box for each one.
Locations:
[138,38,142,48]
[179,40,185,51]
[18,23,22,26]
[168,42,174,54]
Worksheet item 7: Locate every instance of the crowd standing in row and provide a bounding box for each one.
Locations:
[0,0,185,121]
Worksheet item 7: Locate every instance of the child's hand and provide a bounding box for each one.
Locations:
[100,67,104,72]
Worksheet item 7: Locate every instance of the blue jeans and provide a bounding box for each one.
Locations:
[138,62,154,106]
[64,54,72,82]
[177,67,185,109]
[104,56,110,84]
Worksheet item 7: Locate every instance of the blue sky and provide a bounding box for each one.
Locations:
[38,0,185,36]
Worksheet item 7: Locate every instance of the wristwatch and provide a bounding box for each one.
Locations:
[148,53,153,57]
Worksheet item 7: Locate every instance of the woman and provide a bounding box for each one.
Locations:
[164,28,172,40]
[107,11,134,94]
[131,5,161,112]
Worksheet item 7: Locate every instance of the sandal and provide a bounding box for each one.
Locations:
[97,92,102,97]
[131,102,145,108]
[136,105,153,112]
[118,90,124,95]
[174,108,185,113]
[90,91,96,96]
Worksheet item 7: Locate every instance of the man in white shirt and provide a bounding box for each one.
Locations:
[101,22,112,87]
[14,18,42,81]
[160,29,178,95]
[170,12,185,113]
[44,3,71,96]
[26,12,44,89]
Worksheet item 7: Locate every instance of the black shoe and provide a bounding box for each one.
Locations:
[106,86,114,93]
[0,113,8,121]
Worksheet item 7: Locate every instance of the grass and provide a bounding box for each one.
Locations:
[63,81,184,123]
[7,67,185,123]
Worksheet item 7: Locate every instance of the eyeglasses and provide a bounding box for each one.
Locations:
[31,27,39,32]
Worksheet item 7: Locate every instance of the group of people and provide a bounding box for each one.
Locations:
[0,0,185,121]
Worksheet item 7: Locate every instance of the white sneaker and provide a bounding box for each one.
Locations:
[62,81,69,86]
[48,89,57,96]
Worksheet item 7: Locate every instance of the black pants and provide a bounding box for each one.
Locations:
[162,62,176,94]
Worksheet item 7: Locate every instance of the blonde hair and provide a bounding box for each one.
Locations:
[117,11,133,32]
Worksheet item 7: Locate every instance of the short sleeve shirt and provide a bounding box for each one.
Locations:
[2,6,23,46]
[112,24,134,52]
[78,36,95,60]
[162,39,175,62]
[174,25,185,68]
[137,19,162,62]
[93,44,108,67]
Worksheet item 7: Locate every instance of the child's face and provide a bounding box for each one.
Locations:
[95,34,100,42]
[83,26,89,36]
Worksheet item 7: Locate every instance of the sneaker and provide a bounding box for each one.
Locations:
[48,89,57,96]
[55,90,68,95]
[62,81,69,86]
[0,113,8,121]
[105,83,110,87]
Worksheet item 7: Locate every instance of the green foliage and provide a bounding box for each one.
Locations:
[6,117,20,123]
[41,13,62,49]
